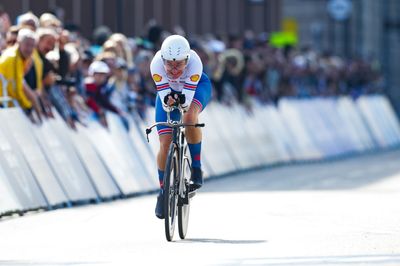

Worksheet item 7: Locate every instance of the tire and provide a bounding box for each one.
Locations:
[178,147,192,239]
[164,144,178,241]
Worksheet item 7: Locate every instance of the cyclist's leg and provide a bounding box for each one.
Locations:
[158,134,172,187]
[184,73,212,182]
[155,94,182,186]
[156,95,172,188]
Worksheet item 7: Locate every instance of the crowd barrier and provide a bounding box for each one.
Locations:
[1,95,400,217]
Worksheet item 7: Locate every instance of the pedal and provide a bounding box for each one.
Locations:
[188,183,200,193]
[189,190,196,198]
[178,187,190,206]
[183,187,190,205]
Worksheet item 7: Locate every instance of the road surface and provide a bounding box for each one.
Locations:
[0,149,399,266]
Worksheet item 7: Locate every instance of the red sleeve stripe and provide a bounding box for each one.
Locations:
[157,83,169,90]
[192,98,203,111]
[157,87,170,92]
[184,83,197,89]
[158,128,173,135]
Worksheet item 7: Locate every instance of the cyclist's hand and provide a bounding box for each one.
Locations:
[163,92,180,107]
[166,94,177,106]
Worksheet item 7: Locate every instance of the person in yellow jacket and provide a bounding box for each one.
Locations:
[0,28,42,122]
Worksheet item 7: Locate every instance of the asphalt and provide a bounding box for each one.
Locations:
[0,149,399,266]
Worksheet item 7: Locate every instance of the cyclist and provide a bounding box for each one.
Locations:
[150,35,212,219]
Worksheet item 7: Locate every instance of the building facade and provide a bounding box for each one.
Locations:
[1,0,281,38]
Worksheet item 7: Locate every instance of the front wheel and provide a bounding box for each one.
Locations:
[178,148,191,239]
[164,144,178,241]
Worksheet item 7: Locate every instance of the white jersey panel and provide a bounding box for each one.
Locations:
[150,50,203,109]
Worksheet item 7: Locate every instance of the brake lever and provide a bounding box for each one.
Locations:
[145,128,152,142]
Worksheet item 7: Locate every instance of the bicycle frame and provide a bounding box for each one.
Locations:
[146,104,204,240]
[146,105,203,197]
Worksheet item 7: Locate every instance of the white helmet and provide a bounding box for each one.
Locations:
[160,35,190,61]
[88,61,110,76]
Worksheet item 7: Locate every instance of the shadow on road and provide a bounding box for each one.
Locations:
[203,149,400,192]
[179,238,266,245]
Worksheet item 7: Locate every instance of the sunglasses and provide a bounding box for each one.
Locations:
[163,59,187,71]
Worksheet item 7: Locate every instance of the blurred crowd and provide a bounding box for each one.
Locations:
[0,7,384,129]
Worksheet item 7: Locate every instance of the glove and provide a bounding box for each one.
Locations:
[163,92,186,106]
[178,93,186,105]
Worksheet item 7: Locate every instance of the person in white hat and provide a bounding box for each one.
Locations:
[85,60,123,127]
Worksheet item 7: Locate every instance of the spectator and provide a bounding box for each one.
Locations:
[5,25,19,48]
[17,12,39,31]
[222,49,246,103]
[134,50,156,109]
[126,67,144,117]
[39,13,61,29]
[0,10,387,128]
[0,28,42,122]
[36,27,57,117]
[37,27,77,128]
[109,57,130,112]
[85,60,127,129]
[243,54,265,105]
[109,33,134,69]
[96,51,117,75]
[91,25,112,56]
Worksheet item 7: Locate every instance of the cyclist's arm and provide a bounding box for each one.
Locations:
[150,53,171,110]
[181,51,203,110]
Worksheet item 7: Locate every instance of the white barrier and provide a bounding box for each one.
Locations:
[290,99,337,157]
[0,164,22,214]
[106,113,155,191]
[128,114,159,189]
[373,98,398,144]
[357,96,388,148]
[0,109,68,206]
[0,113,48,211]
[336,97,370,152]
[338,97,376,150]
[34,115,98,203]
[1,95,400,217]
[377,96,400,144]
[68,123,122,199]
[84,119,143,195]
[221,104,264,169]
[313,98,355,155]
[201,103,239,175]
[368,96,400,146]
[247,104,290,164]
[278,99,323,160]
[260,105,294,162]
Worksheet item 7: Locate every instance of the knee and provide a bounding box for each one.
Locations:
[159,137,172,153]
[183,109,198,124]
